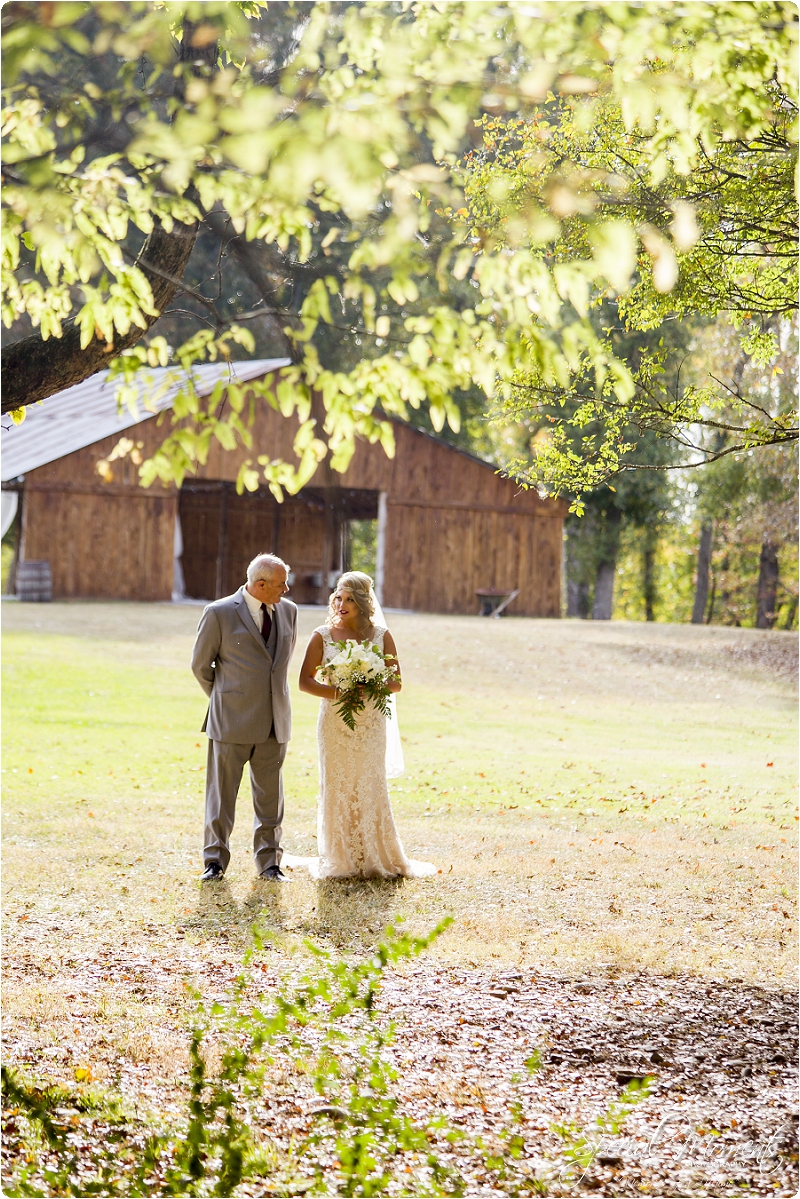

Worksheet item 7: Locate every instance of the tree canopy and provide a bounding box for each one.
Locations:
[464,88,797,503]
[2,1,797,501]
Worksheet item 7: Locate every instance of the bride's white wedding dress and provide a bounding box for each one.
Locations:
[307,624,435,880]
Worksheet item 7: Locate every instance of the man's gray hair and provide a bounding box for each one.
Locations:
[247,553,290,585]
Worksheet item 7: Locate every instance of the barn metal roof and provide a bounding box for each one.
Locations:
[0,358,290,482]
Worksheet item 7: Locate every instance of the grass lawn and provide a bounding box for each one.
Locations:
[2,602,798,1194]
[3,602,797,978]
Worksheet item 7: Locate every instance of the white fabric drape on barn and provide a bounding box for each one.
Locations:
[1,491,18,539]
[371,593,404,779]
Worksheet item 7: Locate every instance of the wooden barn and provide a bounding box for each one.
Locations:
[1,361,565,615]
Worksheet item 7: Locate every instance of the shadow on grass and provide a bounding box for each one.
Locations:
[180,876,408,955]
[242,879,291,932]
[183,879,289,943]
[311,877,405,948]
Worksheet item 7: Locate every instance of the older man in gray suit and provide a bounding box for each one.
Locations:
[191,552,298,882]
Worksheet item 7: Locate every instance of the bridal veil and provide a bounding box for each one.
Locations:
[371,594,404,779]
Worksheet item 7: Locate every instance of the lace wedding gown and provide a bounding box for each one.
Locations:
[308,625,435,880]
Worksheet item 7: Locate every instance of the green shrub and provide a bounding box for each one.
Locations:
[3,921,467,1197]
[3,921,653,1196]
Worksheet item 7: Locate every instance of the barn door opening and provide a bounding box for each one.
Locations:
[179,482,381,604]
[346,518,378,577]
[332,489,380,582]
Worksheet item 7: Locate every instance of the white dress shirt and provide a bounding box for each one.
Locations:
[243,586,273,633]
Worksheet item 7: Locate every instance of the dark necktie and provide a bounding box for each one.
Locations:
[261,603,272,644]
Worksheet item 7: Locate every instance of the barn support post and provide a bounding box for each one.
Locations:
[172,511,186,602]
[375,491,388,603]
[18,481,27,572]
[271,502,281,557]
[321,500,336,603]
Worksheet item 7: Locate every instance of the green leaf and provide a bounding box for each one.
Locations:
[213,423,238,451]
[588,221,638,293]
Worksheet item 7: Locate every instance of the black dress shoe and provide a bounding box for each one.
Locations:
[201,862,224,882]
[259,865,290,882]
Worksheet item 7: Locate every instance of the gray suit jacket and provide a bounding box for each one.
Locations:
[191,587,298,744]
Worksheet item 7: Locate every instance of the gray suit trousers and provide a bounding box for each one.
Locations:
[204,735,286,873]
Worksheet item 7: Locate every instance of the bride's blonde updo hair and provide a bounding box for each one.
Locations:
[327,571,376,639]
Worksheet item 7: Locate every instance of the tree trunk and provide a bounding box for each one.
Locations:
[1,18,219,415]
[567,579,590,618]
[642,530,658,621]
[717,551,734,623]
[590,507,621,621]
[691,521,713,624]
[593,559,616,620]
[706,568,716,624]
[756,537,779,629]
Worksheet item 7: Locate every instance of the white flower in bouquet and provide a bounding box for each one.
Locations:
[319,639,394,729]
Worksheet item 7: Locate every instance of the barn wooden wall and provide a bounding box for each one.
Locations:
[340,421,563,616]
[194,397,548,517]
[20,372,565,614]
[21,425,176,601]
[382,501,562,616]
[186,385,565,615]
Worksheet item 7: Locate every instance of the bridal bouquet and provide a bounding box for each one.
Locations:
[318,639,394,730]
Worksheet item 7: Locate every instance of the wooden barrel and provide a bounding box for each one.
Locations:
[16,560,52,602]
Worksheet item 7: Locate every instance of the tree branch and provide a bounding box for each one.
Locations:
[0,15,219,415]
[1,214,199,414]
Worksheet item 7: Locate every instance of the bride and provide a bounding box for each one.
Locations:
[297,571,435,880]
